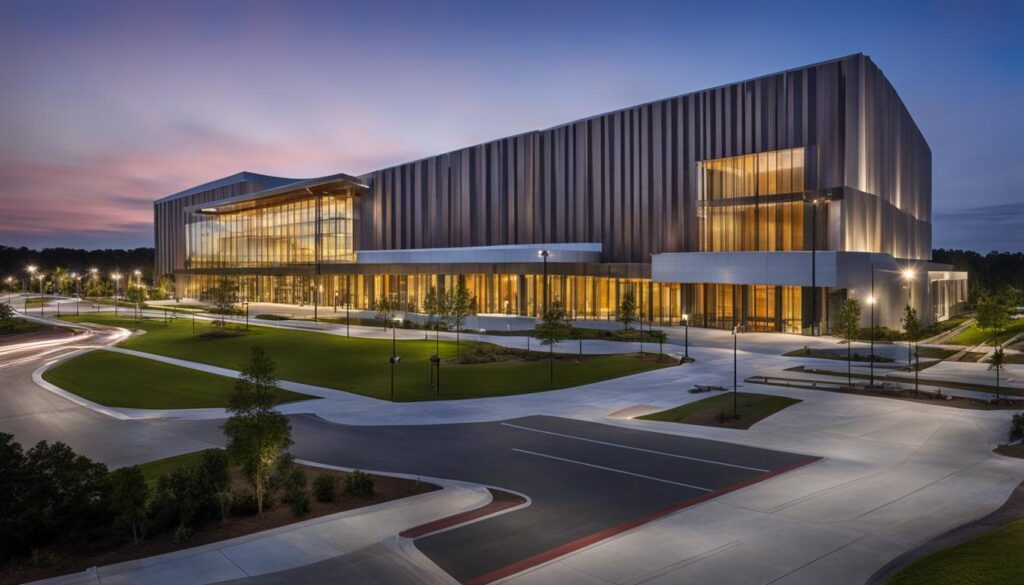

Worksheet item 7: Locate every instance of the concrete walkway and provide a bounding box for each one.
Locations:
[31,475,488,585]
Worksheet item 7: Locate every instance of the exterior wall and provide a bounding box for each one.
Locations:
[359,54,931,263]
[842,57,931,259]
[154,173,297,276]
[155,54,945,334]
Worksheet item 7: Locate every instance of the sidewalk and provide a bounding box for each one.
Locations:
[32,476,489,585]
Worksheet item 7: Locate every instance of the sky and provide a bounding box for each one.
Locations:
[0,0,1021,252]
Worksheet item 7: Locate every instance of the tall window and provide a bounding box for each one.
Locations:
[185,194,356,269]
[697,147,806,252]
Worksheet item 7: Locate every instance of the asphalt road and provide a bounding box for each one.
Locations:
[1,304,815,584]
[160,414,815,584]
[0,319,216,467]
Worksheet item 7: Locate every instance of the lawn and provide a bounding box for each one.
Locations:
[784,346,894,362]
[43,350,313,409]
[61,314,670,401]
[638,392,801,429]
[137,448,216,484]
[948,318,1024,346]
[887,519,1024,585]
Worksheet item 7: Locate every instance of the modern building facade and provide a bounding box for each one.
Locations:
[154,54,967,334]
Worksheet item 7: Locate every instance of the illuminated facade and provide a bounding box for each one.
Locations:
[155,54,967,334]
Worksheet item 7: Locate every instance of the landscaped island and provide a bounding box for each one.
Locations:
[56,314,671,403]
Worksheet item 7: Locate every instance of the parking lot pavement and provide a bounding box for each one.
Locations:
[159,414,815,585]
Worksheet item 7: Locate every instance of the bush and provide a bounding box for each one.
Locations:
[230,490,259,516]
[1010,414,1024,443]
[313,473,338,503]
[109,466,149,542]
[150,466,215,537]
[287,489,310,516]
[345,470,374,498]
[18,440,112,553]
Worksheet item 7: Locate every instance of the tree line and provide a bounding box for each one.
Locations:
[0,246,155,280]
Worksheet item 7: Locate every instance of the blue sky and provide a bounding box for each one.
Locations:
[0,0,1021,251]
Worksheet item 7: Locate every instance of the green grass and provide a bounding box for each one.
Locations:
[61,314,669,401]
[136,449,220,484]
[784,347,894,362]
[887,519,1024,585]
[43,350,313,409]
[639,392,800,429]
[948,318,1024,346]
[915,346,959,360]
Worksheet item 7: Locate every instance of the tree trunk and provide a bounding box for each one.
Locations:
[549,342,554,385]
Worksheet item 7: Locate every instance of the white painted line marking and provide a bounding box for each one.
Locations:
[501,422,770,473]
[512,448,713,491]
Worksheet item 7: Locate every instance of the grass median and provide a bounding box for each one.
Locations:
[43,350,312,409]
[61,314,670,401]
[887,519,1024,585]
[639,392,800,429]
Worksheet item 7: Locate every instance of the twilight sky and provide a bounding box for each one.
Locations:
[0,0,1021,252]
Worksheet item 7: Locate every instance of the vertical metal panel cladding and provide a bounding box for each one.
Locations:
[349,54,930,263]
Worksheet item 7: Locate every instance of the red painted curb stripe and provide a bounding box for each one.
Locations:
[464,456,821,585]
[401,488,527,539]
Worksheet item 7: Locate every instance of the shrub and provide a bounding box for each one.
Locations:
[150,466,213,537]
[287,489,310,516]
[19,440,112,552]
[198,450,232,521]
[230,490,259,516]
[313,473,338,503]
[1010,413,1024,443]
[345,470,374,498]
[109,466,149,542]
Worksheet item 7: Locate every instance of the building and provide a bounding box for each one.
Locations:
[154,54,967,335]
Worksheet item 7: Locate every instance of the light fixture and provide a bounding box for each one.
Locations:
[902,268,916,281]
[867,296,876,305]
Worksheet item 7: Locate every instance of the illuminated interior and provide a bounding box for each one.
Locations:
[698,147,807,252]
[186,194,356,269]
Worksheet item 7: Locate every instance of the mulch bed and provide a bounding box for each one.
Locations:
[1,465,438,585]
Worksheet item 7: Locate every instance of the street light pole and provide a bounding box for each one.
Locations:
[683,313,690,362]
[807,197,820,336]
[538,250,550,316]
[112,273,121,317]
[244,302,249,331]
[869,266,875,388]
[732,325,739,419]
[38,274,45,316]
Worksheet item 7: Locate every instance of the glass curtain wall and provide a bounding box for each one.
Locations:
[185,194,355,269]
[697,147,806,252]
[179,273,685,325]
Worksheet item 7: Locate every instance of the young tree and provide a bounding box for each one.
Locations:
[990,346,1006,404]
[976,294,1010,347]
[109,466,149,543]
[834,297,862,389]
[647,330,668,361]
[617,288,637,330]
[198,449,232,522]
[222,346,293,515]
[423,285,440,339]
[208,277,239,328]
[374,295,396,328]
[444,276,476,358]
[536,299,571,384]
[901,304,923,367]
